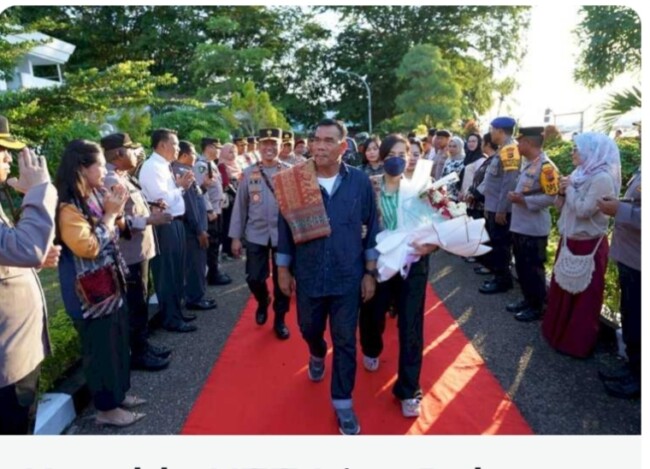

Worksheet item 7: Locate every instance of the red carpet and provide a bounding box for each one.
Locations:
[182,284,532,435]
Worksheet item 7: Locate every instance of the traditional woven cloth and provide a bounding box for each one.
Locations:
[273,159,331,244]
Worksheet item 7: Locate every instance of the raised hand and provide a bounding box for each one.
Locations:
[6,147,50,193]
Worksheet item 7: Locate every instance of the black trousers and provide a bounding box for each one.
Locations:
[512,233,548,310]
[220,205,234,256]
[359,257,428,400]
[151,220,186,328]
[185,233,207,305]
[124,259,150,357]
[245,242,289,319]
[296,286,360,404]
[485,211,513,284]
[206,218,222,282]
[618,262,641,378]
[0,365,40,435]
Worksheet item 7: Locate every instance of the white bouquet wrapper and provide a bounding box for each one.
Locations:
[375,160,492,282]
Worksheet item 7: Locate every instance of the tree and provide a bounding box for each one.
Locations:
[574,6,640,89]
[220,80,289,136]
[394,45,462,129]
[596,86,642,133]
[0,60,176,173]
[321,6,529,129]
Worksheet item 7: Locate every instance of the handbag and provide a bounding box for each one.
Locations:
[75,263,120,307]
[552,211,605,294]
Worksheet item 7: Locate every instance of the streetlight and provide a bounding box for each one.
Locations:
[335,67,372,135]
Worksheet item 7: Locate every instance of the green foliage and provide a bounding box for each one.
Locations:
[574,6,641,89]
[40,121,101,176]
[395,45,462,129]
[151,108,230,147]
[544,137,640,188]
[39,308,80,394]
[114,108,152,148]
[220,81,290,136]
[0,60,176,146]
[323,6,529,129]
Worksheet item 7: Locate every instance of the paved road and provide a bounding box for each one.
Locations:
[66,251,640,435]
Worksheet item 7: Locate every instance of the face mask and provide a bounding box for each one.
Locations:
[383,157,406,176]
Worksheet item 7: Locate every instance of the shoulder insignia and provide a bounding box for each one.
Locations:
[198,165,206,174]
[540,161,560,195]
[499,143,521,172]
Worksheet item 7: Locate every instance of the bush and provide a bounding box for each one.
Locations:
[544,137,640,185]
[40,120,101,177]
[39,308,80,394]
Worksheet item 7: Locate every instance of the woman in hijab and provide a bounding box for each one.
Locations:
[459,133,484,198]
[542,132,621,358]
[441,136,465,201]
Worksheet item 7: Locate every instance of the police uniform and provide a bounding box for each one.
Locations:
[480,116,521,294]
[172,161,215,311]
[228,128,292,340]
[508,127,559,320]
[194,138,231,286]
[245,136,260,166]
[101,133,170,371]
[280,130,306,166]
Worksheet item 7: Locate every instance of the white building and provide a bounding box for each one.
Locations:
[0,32,75,91]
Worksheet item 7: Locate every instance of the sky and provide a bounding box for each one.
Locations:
[505,4,639,132]
[318,5,640,134]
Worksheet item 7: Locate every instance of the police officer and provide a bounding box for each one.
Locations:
[597,158,641,399]
[173,141,217,312]
[506,126,559,320]
[480,116,521,294]
[280,130,306,166]
[101,133,172,371]
[1,117,60,434]
[229,128,291,340]
[194,137,232,286]
[245,136,260,165]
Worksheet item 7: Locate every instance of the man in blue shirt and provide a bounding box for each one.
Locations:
[277,119,379,435]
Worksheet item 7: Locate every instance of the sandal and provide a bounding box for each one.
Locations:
[121,394,148,409]
[95,410,146,427]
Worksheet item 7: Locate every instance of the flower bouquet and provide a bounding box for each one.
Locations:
[375,159,492,282]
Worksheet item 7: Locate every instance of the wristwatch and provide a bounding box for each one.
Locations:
[364,267,379,279]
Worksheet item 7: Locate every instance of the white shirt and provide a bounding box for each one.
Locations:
[318,175,337,195]
[138,151,185,217]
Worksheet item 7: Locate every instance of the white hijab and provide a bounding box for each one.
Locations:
[571,132,622,195]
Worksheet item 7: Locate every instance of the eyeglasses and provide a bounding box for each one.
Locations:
[312,137,342,146]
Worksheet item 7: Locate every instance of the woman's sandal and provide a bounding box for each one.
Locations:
[121,395,148,409]
[95,410,146,427]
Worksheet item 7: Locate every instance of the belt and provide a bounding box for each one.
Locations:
[173,215,184,221]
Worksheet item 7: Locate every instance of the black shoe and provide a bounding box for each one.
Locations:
[181,313,197,322]
[506,299,529,313]
[256,298,269,325]
[147,343,172,359]
[163,322,197,333]
[274,322,290,340]
[208,272,233,286]
[598,366,633,382]
[131,351,170,371]
[186,299,217,311]
[603,374,640,399]
[479,280,513,294]
[514,307,542,322]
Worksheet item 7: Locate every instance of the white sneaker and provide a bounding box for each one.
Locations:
[401,398,421,418]
[362,355,379,372]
